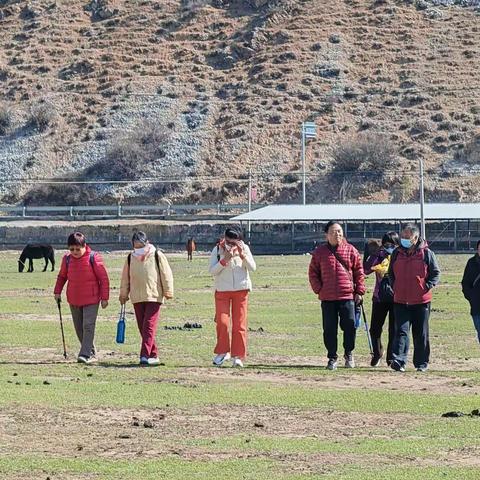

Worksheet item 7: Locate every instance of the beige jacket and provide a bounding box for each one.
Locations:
[120,249,174,304]
[208,242,256,292]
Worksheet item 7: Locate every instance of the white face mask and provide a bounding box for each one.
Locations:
[134,246,148,256]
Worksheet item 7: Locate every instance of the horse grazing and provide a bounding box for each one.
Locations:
[186,238,196,261]
[18,244,55,272]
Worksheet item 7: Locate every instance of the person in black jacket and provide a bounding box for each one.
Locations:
[461,240,480,343]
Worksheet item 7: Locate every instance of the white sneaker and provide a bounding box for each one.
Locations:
[147,357,160,366]
[212,352,231,366]
[344,353,355,368]
[78,356,96,364]
[232,357,244,368]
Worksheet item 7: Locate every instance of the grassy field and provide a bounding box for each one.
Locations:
[0,250,479,480]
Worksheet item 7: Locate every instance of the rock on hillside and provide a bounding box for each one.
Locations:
[0,0,479,205]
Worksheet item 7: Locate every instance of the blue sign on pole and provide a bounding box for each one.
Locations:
[303,122,317,138]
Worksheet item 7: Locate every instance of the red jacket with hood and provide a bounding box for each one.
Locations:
[309,241,366,301]
[388,240,440,305]
[54,245,110,307]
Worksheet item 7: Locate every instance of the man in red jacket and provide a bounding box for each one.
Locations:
[309,221,366,370]
[388,224,440,372]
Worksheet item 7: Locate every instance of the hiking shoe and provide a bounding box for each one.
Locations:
[416,365,428,372]
[212,352,231,366]
[147,357,160,366]
[78,356,96,364]
[232,357,244,368]
[140,356,148,365]
[391,360,406,372]
[370,354,382,367]
[326,358,338,370]
[344,353,355,368]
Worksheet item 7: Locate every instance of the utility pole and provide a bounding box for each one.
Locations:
[419,157,426,239]
[247,168,252,241]
[301,121,316,205]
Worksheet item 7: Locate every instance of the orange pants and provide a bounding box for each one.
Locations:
[214,290,249,359]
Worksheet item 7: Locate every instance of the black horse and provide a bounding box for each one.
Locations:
[18,244,55,272]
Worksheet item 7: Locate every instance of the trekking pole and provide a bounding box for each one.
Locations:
[360,302,374,357]
[56,298,68,359]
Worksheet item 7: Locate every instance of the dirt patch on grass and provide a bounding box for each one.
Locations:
[1,404,480,473]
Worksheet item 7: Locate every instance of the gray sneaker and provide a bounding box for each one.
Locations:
[344,353,355,368]
[326,358,338,370]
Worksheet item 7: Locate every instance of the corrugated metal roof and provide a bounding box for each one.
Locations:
[232,203,480,222]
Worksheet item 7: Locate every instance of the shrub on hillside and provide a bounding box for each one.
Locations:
[332,133,397,176]
[87,120,171,180]
[454,134,480,165]
[27,101,56,132]
[0,104,13,136]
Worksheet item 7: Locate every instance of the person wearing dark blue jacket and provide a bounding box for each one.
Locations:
[461,240,480,343]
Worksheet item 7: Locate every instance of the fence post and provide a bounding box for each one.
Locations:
[454,220,457,252]
[117,204,122,217]
[22,206,26,217]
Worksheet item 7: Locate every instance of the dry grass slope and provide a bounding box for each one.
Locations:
[0,0,479,204]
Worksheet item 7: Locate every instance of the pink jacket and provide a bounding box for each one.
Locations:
[54,245,110,307]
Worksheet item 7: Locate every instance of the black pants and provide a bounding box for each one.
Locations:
[392,303,431,368]
[370,300,395,362]
[321,300,356,360]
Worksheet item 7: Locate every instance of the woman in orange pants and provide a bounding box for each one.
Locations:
[209,226,256,367]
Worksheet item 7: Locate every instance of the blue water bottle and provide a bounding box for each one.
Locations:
[116,305,126,344]
[354,305,362,329]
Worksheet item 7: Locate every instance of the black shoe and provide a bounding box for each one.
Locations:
[370,354,382,367]
[416,365,428,372]
[326,358,338,370]
[390,360,405,372]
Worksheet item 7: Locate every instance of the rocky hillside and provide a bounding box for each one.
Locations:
[0,0,479,205]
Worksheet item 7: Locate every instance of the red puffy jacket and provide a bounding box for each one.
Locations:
[309,241,366,301]
[54,245,110,307]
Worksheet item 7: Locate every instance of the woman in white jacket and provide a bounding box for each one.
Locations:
[209,226,256,367]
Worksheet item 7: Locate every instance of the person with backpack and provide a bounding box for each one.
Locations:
[54,232,110,364]
[363,232,400,367]
[461,239,480,343]
[388,224,440,372]
[119,231,174,366]
[209,226,256,368]
[308,221,366,370]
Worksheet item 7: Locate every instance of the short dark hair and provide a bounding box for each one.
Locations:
[225,225,243,240]
[324,221,342,233]
[67,232,86,247]
[132,231,148,245]
[382,231,400,246]
[476,239,480,249]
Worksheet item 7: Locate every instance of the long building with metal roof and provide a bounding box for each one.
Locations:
[232,203,480,222]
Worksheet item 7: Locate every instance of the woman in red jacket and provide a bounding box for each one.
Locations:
[54,232,110,363]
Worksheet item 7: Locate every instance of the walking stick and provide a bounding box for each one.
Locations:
[56,298,68,359]
[360,303,374,357]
